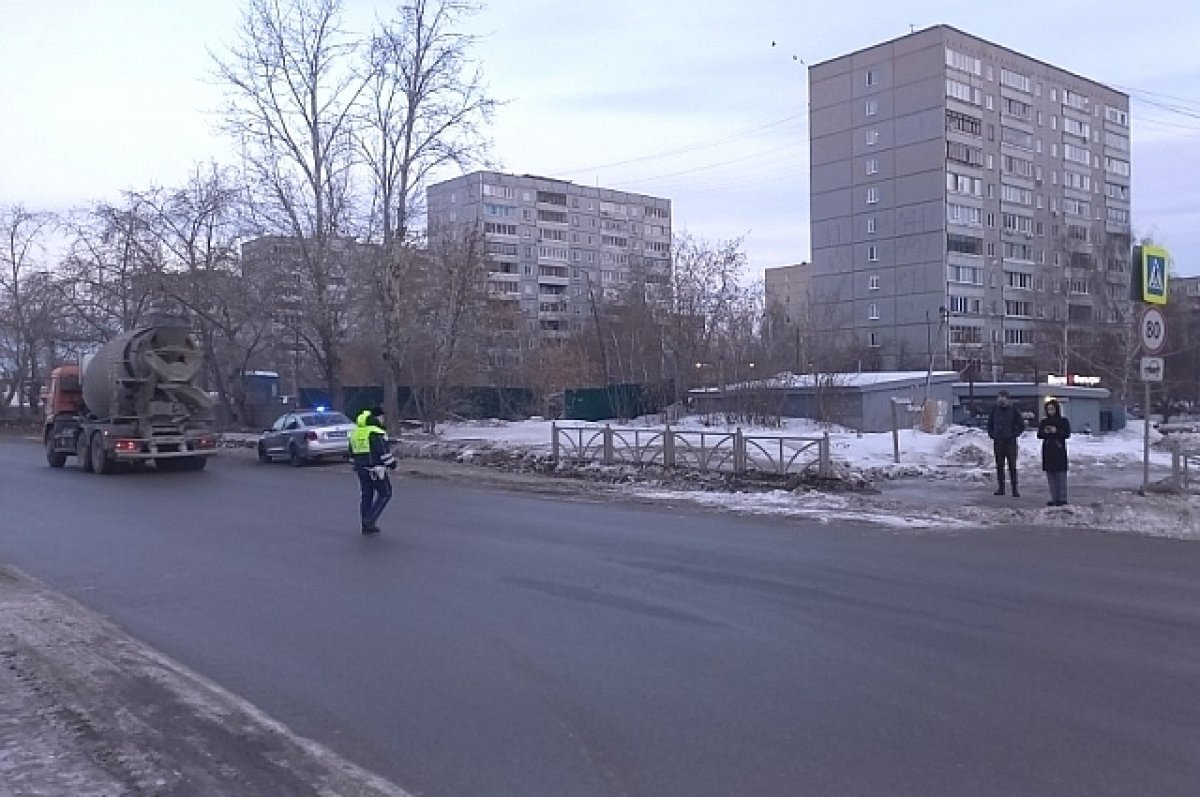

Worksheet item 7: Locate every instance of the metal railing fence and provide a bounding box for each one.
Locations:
[551,424,831,477]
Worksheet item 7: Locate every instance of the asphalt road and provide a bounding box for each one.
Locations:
[2,439,1199,797]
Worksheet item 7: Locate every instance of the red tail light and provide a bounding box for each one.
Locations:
[305,431,318,441]
[196,435,217,449]
[114,439,140,453]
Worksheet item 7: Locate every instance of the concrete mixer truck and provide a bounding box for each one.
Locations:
[43,313,218,473]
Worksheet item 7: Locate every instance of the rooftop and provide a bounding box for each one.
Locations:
[810,24,1126,98]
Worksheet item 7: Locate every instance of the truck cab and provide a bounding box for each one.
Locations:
[43,365,84,467]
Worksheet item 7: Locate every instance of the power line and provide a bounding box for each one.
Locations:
[548,112,807,176]
[611,140,809,187]
[1114,84,1200,113]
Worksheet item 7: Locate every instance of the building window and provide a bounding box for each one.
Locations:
[945,48,981,75]
[868,302,879,320]
[946,110,982,136]
[866,157,879,175]
[1064,170,1091,191]
[1004,242,1034,261]
[1106,131,1130,152]
[1001,212,1033,234]
[1000,184,1033,206]
[947,233,983,255]
[1063,89,1090,111]
[1003,154,1034,177]
[1105,106,1129,126]
[1000,68,1032,93]
[946,78,978,105]
[869,332,881,348]
[947,203,983,227]
[1105,157,1131,177]
[947,172,983,197]
[1063,117,1091,139]
[950,324,983,344]
[947,141,984,166]
[1002,97,1032,120]
[1105,182,1130,201]
[1063,143,1091,165]
[866,187,879,204]
[1004,300,1032,318]
[1006,271,1033,289]
[868,245,878,261]
[866,129,879,146]
[949,264,983,285]
[1062,197,1090,217]
[1000,126,1033,150]
[866,217,877,234]
[865,69,876,86]
[865,99,878,116]
[869,274,880,290]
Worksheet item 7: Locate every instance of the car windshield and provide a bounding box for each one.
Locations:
[301,412,351,427]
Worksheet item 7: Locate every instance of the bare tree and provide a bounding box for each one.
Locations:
[56,199,165,344]
[132,166,276,422]
[662,234,755,394]
[1033,229,1137,398]
[213,0,368,406]
[0,206,58,418]
[358,0,496,425]
[406,227,489,431]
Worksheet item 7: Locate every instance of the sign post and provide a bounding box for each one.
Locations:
[1140,246,1170,305]
[1138,307,1168,494]
[1131,246,1170,494]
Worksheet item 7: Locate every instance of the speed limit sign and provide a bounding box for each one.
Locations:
[1140,306,1167,355]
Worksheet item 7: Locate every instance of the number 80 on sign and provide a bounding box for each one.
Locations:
[1140,306,1167,355]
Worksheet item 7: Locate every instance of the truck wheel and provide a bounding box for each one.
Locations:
[91,433,115,475]
[288,444,306,467]
[45,432,67,468]
[77,431,94,473]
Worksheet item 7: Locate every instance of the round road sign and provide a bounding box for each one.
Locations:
[1140,306,1167,355]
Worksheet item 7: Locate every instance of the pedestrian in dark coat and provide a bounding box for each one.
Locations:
[987,389,1025,497]
[1037,399,1071,506]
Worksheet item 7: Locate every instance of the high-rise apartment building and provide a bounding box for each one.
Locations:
[808,25,1132,377]
[426,171,672,341]
[240,235,370,392]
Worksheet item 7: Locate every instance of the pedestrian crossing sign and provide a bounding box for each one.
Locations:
[1140,245,1169,305]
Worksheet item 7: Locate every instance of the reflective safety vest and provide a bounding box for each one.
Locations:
[350,421,385,455]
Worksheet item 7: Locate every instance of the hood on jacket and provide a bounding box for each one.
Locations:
[356,410,373,427]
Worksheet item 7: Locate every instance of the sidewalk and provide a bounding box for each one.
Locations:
[0,565,410,797]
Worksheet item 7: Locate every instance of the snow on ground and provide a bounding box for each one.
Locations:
[438,415,1175,475]
[437,416,1200,537]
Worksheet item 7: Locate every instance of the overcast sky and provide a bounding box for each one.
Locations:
[3,0,1200,277]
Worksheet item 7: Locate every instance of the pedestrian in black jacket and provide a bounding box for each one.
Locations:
[987,390,1025,497]
[1037,399,1071,506]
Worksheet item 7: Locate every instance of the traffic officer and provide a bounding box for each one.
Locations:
[349,406,397,534]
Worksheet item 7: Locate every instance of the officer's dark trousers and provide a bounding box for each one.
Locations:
[356,468,393,524]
